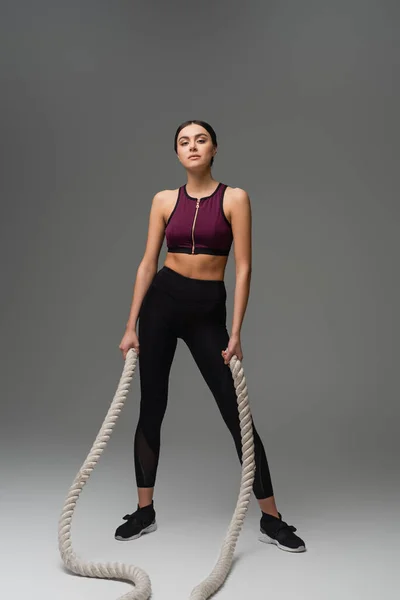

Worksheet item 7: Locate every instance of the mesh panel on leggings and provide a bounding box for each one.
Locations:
[134,424,159,487]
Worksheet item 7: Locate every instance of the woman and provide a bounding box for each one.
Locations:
[114,120,306,553]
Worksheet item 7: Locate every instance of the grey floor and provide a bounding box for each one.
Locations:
[3,447,397,600]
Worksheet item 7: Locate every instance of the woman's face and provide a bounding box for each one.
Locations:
[176,124,216,169]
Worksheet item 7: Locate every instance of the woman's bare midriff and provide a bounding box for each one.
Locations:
[164,252,228,281]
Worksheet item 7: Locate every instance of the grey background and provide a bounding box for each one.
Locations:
[1,1,399,598]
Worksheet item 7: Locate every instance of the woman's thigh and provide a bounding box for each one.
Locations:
[137,283,178,415]
[180,313,241,428]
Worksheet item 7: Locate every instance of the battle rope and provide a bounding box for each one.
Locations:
[58,347,256,599]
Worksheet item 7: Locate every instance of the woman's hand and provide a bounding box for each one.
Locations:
[221,334,243,365]
[119,328,140,360]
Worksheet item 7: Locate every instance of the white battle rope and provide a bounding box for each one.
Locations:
[58,347,256,599]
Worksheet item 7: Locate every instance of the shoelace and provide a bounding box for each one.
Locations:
[262,515,297,536]
[274,520,297,535]
[122,509,153,523]
[122,512,138,521]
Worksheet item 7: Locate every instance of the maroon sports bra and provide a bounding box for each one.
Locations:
[164,182,233,256]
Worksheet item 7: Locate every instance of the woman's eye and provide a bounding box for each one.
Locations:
[181,139,206,146]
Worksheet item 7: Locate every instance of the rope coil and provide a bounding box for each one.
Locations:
[58,347,256,599]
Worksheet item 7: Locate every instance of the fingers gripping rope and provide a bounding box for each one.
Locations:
[58,348,256,599]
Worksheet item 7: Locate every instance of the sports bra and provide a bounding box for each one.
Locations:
[164,182,233,256]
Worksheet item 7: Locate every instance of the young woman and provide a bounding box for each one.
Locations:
[114,120,306,553]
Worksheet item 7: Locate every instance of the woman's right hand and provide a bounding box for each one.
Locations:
[119,328,140,360]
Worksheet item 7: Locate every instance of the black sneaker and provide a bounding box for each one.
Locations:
[114,501,157,541]
[259,512,306,552]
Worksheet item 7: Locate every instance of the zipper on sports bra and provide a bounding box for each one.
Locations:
[191,199,200,254]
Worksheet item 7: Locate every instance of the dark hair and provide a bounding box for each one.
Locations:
[174,120,218,167]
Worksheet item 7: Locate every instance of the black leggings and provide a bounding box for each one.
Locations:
[134,265,274,500]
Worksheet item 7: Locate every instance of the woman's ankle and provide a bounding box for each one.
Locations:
[138,487,154,508]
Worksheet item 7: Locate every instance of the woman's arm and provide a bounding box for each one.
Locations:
[222,188,252,364]
[230,188,252,336]
[125,191,166,331]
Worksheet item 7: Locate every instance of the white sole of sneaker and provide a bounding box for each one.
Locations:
[258,532,306,552]
[115,520,157,541]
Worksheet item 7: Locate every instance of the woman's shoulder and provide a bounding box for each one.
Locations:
[150,188,180,210]
[224,186,251,209]
[153,187,181,201]
[152,188,181,225]
[225,185,249,197]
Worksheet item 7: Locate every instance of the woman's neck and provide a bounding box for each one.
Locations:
[185,173,218,195]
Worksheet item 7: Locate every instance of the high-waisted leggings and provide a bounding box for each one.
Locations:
[134,265,274,500]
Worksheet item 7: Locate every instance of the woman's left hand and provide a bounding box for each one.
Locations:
[221,334,243,365]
